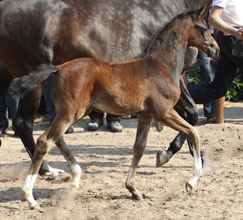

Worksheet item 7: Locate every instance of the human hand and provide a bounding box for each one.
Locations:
[235,28,243,40]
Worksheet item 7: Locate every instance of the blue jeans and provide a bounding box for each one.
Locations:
[189,32,243,104]
[0,94,19,131]
[42,75,56,121]
[197,50,216,118]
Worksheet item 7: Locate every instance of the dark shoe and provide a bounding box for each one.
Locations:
[0,128,8,137]
[87,118,104,131]
[206,117,216,124]
[107,121,123,133]
[65,125,74,134]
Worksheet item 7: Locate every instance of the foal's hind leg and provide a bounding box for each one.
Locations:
[55,137,81,188]
[125,115,152,200]
[22,117,78,209]
[160,109,202,191]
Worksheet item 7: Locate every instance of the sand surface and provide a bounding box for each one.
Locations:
[0,101,243,220]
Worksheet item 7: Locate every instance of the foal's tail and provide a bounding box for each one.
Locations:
[9,64,57,98]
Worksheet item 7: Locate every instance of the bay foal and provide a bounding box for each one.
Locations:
[10,7,218,209]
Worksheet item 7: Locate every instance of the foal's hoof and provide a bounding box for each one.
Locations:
[131,192,143,201]
[156,150,169,167]
[185,182,193,192]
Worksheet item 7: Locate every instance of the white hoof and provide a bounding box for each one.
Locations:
[46,165,65,178]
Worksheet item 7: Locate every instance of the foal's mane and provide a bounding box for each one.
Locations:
[137,9,202,59]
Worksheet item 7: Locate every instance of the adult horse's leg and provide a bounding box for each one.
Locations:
[156,77,198,167]
[125,115,152,200]
[14,86,63,176]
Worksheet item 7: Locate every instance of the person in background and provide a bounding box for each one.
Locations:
[0,94,19,137]
[42,76,74,134]
[197,25,217,123]
[188,0,243,110]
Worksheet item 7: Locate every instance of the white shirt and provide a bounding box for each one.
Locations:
[212,0,243,27]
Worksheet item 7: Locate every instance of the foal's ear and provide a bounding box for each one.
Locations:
[199,0,212,18]
[191,0,212,20]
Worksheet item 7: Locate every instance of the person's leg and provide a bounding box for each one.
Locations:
[203,100,216,122]
[189,33,241,104]
[8,94,19,135]
[42,76,56,121]
[0,94,9,136]
[197,50,216,121]
[43,76,74,133]
[87,109,104,131]
[106,114,123,132]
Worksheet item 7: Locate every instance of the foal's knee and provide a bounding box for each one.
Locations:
[174,104,198,126]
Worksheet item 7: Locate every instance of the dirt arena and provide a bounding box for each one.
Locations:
[0,101,243,220]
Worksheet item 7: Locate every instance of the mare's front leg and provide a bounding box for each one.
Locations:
[125,115,152,200]
[156,77,198,166]
[14,87,63,176]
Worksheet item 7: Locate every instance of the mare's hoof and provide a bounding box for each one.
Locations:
[30,204,43,212]
[185,182,193,192]
[156,150,169,167]
[44,166,65,179]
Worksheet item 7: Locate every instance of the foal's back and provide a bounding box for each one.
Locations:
[54,57,180,117]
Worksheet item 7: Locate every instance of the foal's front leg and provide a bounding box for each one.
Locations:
[161,109,203,191]
[125,116,151,200]
[156,77,198,166]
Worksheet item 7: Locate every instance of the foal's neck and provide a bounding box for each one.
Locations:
[147,16,192,69]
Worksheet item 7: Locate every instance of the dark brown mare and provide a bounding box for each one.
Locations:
[10,6,218,209]
[0,0,209,177]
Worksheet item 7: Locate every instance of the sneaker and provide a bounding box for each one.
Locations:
[107,121,123,133]
[87,118,104,131]
[65,125,74,134]
[206,117,216,124]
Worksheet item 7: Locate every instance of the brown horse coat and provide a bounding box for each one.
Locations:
[10,6,219,209]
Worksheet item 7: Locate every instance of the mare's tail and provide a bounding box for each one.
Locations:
[9,64,57,98]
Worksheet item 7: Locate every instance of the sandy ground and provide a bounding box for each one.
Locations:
[0,101,243,220]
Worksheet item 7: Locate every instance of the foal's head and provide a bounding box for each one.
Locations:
[187,5,219,58]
